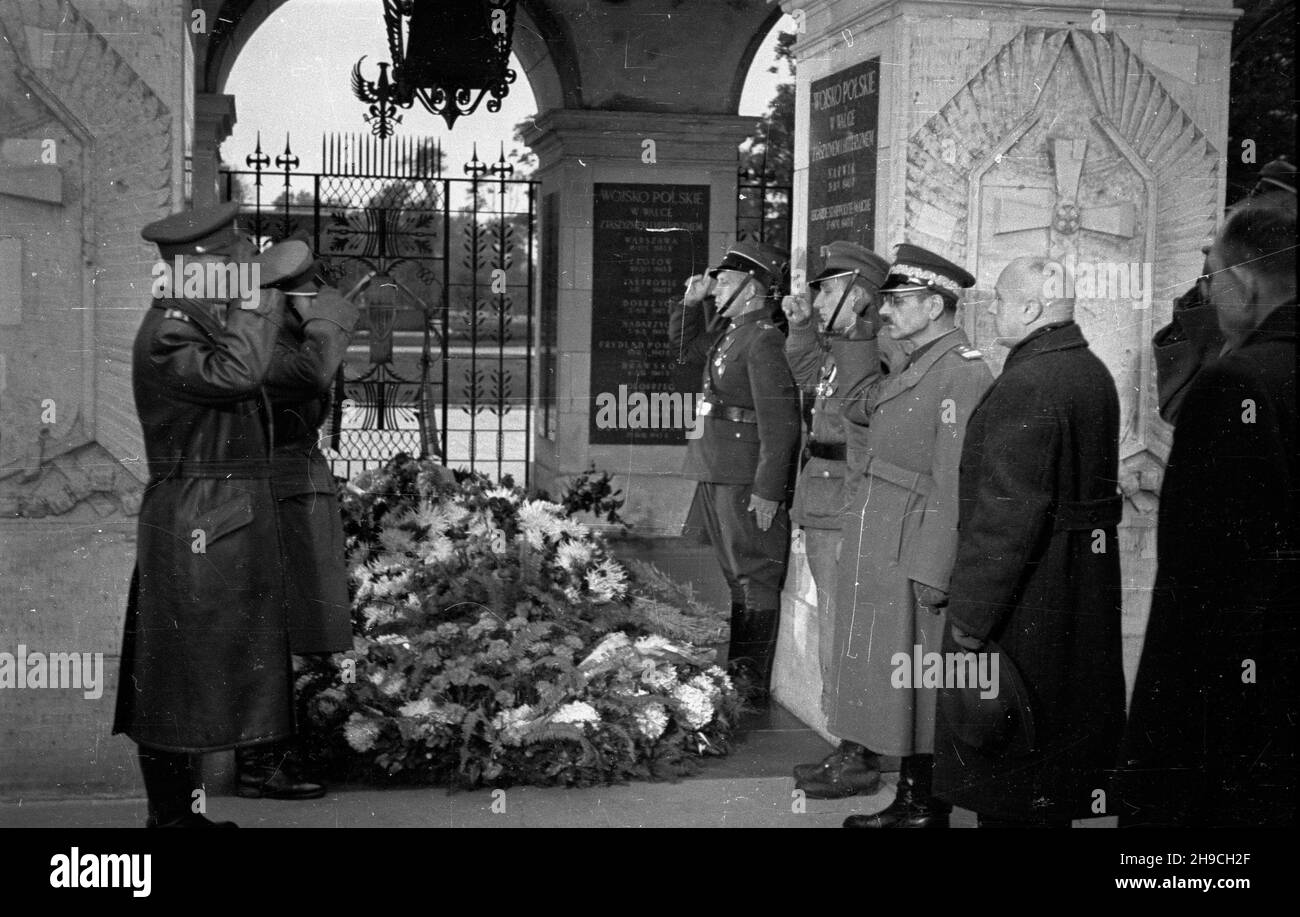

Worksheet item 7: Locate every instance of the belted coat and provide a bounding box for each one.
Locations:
[932,321,1127,820]
[265,289,356,655]
[828,327,993,756]
[113,296,294,753]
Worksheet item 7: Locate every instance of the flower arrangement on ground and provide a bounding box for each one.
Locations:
[295,454,744,789]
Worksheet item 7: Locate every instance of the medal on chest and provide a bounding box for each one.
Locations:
[814,361,838,401]
[713,331,738,379]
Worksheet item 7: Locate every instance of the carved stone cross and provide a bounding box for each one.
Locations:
[992,138,1137,261]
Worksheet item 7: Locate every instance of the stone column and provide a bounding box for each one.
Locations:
[774,0,1236,731]
[192,92,236,206]
[521,109,754,535]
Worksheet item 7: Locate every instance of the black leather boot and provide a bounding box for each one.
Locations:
[139,747,237,828]
[843,754,950,828]
[794,740,881,798]
[236,742,326,800]
[726,607,780,700]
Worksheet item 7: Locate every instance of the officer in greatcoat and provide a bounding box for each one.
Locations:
[668,241,802,698]
[832,244,994,828]
[113,204,304,827]
[234,243,359,800]
[932,257,1127,827]
[778,242,893,798]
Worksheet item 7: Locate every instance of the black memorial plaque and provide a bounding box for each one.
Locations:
[806,58,880,264]
[590,183,710,445]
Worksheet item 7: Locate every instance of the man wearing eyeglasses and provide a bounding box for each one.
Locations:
[828,244,994,828]
[1119,191,1297,827]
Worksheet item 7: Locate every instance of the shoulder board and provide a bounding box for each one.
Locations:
[957,346,983,360]
[162,308,191,323]
[756,320,778,331]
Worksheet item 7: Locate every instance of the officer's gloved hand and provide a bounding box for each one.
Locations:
[298,287,360,335]
[782,291,813,329]
[683,274,714,308]
[748,493,781,531]
[911,580,949,612]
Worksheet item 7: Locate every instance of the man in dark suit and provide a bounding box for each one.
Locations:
[669,242,802,698]
[1119,192,1297,827]
[932,257,1126,828]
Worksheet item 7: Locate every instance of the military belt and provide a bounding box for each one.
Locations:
[806,441,847,461]
[1052,495,1124,531]
[698,401,758,424]
[863,455,934,496]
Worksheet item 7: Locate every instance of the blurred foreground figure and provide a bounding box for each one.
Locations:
[1119,192,1297,827]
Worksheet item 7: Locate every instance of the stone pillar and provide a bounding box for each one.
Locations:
[521,109,754,535]
[193,92,236,206]
[774,0,1236,730]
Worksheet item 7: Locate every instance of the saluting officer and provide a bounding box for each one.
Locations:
[669,241,802,698]
[780,242,893,798]
[831,244,994,828]
[234,243,360,801]
[113,205,305,828]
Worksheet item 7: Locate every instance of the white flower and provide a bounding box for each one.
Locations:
[689,673,721,703]
[585,558,628,604]
[363,604,398,630]
[422,534,455,565]
[518,499,566,548]
[551,700,601,727]
[380,674,407,697]
[706,665,735,694]
[343,714,381,752]
[578,632,631,672]
[399,698,435,718]
[634,703,669,741]
[671,683,715,730]
[376,634,409,646]
[414,499,469,537]
[555,539,594,572]
[557,517,590,539]
[491,704,535,746]
[634,635,677,656]
[641,664,678,692]
[484,485,520,503]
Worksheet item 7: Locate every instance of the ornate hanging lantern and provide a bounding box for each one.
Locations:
[352,0,519,138]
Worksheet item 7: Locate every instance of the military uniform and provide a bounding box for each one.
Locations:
[263,259,359,655]
[784,242,891,720]
[112,204,300,827]
[675,242,801,693]
[833,245,993,829]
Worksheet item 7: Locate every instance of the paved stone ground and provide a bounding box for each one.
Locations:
[0,703,1114,828]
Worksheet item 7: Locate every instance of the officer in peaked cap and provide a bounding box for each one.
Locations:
[234,238,360,802]
[113,203,292,828]
[668,240,802,701]
[828,242,994,828]
[780,241,896,799]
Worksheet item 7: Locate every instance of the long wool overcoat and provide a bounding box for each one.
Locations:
[829,328,993,757]
[113,296,294,752]
[932,321,1127,821]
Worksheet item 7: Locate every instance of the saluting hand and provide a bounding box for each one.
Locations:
[748,493,780,531]
[683,274,714,307]
[782,291,813,328]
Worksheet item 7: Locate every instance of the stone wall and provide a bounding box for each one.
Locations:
[0,0,184,795]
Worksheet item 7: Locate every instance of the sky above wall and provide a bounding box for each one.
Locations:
[219,0,794,175]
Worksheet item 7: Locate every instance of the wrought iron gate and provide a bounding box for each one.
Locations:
[222,133,536,485]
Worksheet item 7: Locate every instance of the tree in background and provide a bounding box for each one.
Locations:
[1227,0,1295,202]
